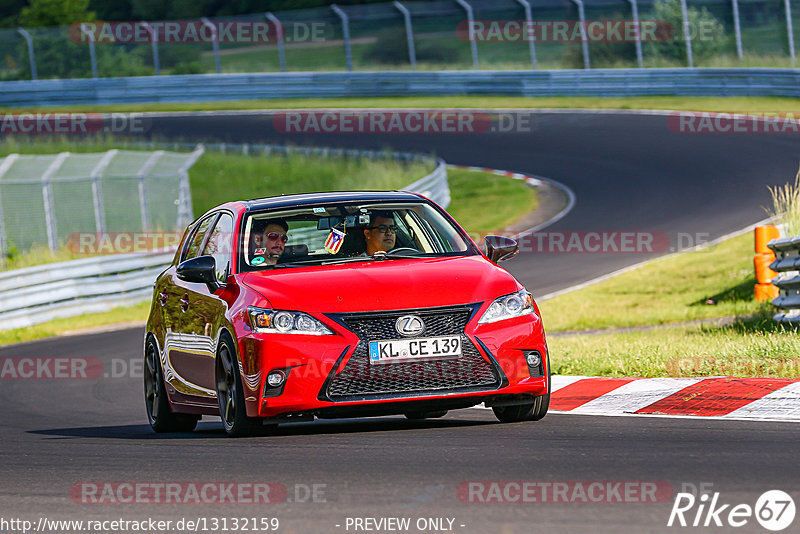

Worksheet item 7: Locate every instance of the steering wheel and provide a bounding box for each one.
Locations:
[388,247,421,255]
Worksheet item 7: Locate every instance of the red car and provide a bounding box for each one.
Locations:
[144,191,550,436]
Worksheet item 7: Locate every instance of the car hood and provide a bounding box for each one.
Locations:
[240,255,520,313]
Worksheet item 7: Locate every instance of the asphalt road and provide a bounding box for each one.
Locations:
[2,327,799,534]
[1,110,799,534]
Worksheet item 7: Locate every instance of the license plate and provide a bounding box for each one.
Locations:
[368,335,461,365]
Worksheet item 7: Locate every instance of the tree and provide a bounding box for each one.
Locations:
[648,0,725,63]
[19,0,95,27]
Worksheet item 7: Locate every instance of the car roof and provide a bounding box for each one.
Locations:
[242,191,424,211]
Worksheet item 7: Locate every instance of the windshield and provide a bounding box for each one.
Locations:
[238,201,476,271]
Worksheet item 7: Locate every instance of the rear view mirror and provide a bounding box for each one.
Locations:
[484,235,519,263]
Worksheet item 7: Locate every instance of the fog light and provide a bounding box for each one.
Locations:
[526,352,541,368]
[267,371,286,387]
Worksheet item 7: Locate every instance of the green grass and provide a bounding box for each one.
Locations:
[538,232,762,332]
[7,95,800,115]
[548,309,800,378]
[189,150,431,215]
[538,230,800,378]
[446,168,538,240]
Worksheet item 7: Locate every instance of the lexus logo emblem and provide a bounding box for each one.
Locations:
[396,315,425,337]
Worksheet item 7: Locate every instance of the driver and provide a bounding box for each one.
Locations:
[363,211,397,255]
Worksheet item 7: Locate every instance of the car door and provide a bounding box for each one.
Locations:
[164,212,220,403]
[175,212,235,398]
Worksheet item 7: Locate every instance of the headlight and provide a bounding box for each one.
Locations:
[478,290,534,324]
[248,307,334,335]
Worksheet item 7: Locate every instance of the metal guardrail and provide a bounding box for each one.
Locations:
[0,144,449,330]
[3,69,800,108]
[769,236,800,323]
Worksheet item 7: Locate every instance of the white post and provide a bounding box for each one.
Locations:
[136,150,163,232]
[0,154,19,261]
[79,23,98,78]
[679,0,694,67]
[41,153,69,252]
[515,0,537,69]
[88,149,117,233]
[176,146,205,228]
[265,12,286,72]
[455,0,479,68]
[731,0,743,59]
[569,0,590,68]
[140,22,160,75]
[201,18,221,73]
[17,28,37,80]
[331,5,354,71]
[393,1,417,68]
[627,0,644,67]
[785,0,796,65]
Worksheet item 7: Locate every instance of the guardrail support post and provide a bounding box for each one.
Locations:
[455,0,479,68]
[626,0,643,67]
[569,0,590,69]
[79,24,98,78]
[0,154,19,264]
[176,146,204,228]
[679,0,694,67]
[136,150,163,232]
[265,12,287,72]
[731,0,743,60]
[16,28,37,80]
[393,1,417,68]
[785,0,796,65]
[201,18,221,73]
[88,149,117,233]
[41,153,69,252]
[331,5,354,71]
[140,22,160,75]
[515,0,537,69]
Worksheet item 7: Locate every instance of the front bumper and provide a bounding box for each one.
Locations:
[237,306,548,419]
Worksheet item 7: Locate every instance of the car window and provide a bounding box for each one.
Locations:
[202,213,234,283]
[184,215,216,261]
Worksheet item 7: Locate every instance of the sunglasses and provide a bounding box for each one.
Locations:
[369,225,398,233]
[265,232,288,243]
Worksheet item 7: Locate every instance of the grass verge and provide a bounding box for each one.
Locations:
[538,232,761,332]
[539,231,800,378]
[548,309,800,378]
[0,163,538,345]
[4,96,800,114]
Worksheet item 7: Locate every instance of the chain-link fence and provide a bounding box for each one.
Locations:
[0,147,202,256]
[0,0,797,81]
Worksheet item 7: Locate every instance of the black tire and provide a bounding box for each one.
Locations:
[404,410,448,420]
[492,353,551,423]
[144,337,199,433]
[215,335,263,437]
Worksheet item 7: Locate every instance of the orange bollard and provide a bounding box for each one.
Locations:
[754,225,780,254]
[755,283,778,302]
[754,253,778,284]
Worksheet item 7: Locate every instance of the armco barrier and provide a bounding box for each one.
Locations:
[769,236,800,323]
[3,69,800,107]
[0,144,449,329]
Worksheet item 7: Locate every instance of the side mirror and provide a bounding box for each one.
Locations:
[177,255,220,293]
[484,235,519,263]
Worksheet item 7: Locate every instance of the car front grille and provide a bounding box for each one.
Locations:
[324,306,501,401]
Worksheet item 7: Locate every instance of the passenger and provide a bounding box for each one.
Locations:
[251,218,288,266]
[363,211,397,255]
